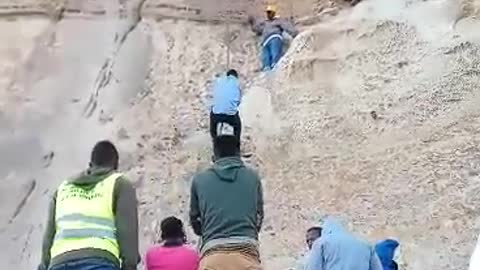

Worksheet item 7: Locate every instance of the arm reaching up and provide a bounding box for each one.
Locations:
[249,16,265,36]
[279,18,299,38]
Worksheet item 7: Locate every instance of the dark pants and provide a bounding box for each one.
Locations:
[49,258,119,270]
[210,111,242,143]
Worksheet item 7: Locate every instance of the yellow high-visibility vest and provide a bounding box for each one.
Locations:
[50,173,122,260]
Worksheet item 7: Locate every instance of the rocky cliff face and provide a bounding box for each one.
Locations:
[1,0,480,269]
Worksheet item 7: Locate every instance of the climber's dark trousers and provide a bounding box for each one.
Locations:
[209,111,242,144]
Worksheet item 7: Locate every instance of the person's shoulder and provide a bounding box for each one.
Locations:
[310,237,325,252]
[242,164,261,179]
[145,245,165,263]
[192,168,215,183]
[192,168,210,179]
[212,76,224,89]
[180,245,200,262]
[113,173,136,202]
[216,76,229,84]
[181,244,200,255]
[114,174,135,189]
[66,170,85,181]
[238,165,261,187]
[226,77,240,88]
[59,169,87,187]
[145,245,160,255]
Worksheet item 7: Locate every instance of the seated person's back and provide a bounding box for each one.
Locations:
[146,217,199,270]
[306,218,383,270]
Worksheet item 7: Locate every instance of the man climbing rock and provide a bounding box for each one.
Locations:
[248,5,299,71]
[306,217,383,270]
[190,123,264,270]
[38,140,139,270]
[210,69,242,144]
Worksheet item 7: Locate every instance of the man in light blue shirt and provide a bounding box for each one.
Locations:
[210,69,242,144]
[306,217,383,270]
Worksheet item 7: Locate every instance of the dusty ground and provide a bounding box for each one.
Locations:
[2,0,480,269]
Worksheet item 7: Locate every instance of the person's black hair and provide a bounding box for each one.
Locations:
[214,136,240,159]
[226,69,238,78]
[90,140,119,169]
[161,216,186,240]
[307,226,322,236]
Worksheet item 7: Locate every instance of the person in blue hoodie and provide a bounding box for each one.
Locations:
[305,217,383,270]
[375,239,399,270]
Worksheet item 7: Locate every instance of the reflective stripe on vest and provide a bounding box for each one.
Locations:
[50,172,122,260]
[54,228,116,240]
[56,213,116,228]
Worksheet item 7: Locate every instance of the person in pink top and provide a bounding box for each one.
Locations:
[146,216,200,270]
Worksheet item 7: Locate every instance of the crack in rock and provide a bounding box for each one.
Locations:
[9,179,36,224]
[83,0,147,118]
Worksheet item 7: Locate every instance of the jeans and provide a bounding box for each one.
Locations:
[209,111,242,144]
[49,258,119,270]
[261,37,283,71]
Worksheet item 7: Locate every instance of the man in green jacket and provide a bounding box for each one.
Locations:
[38,140,139,270]
[190,123,264,270]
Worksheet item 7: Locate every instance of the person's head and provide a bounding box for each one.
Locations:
[226,69,238,78]
[160,216,186,243]
[306,226,322,250]
[90,140,119,170]
[266,5,277,20]
[213,123,240,159]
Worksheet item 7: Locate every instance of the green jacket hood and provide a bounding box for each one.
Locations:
[69,166,115,185]
[211,157,244,182]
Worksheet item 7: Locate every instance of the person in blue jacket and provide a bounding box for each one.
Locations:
[375,239,400,270]
[305,217,383,270]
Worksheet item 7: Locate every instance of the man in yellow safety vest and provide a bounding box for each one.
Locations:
[38,140,139,270]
